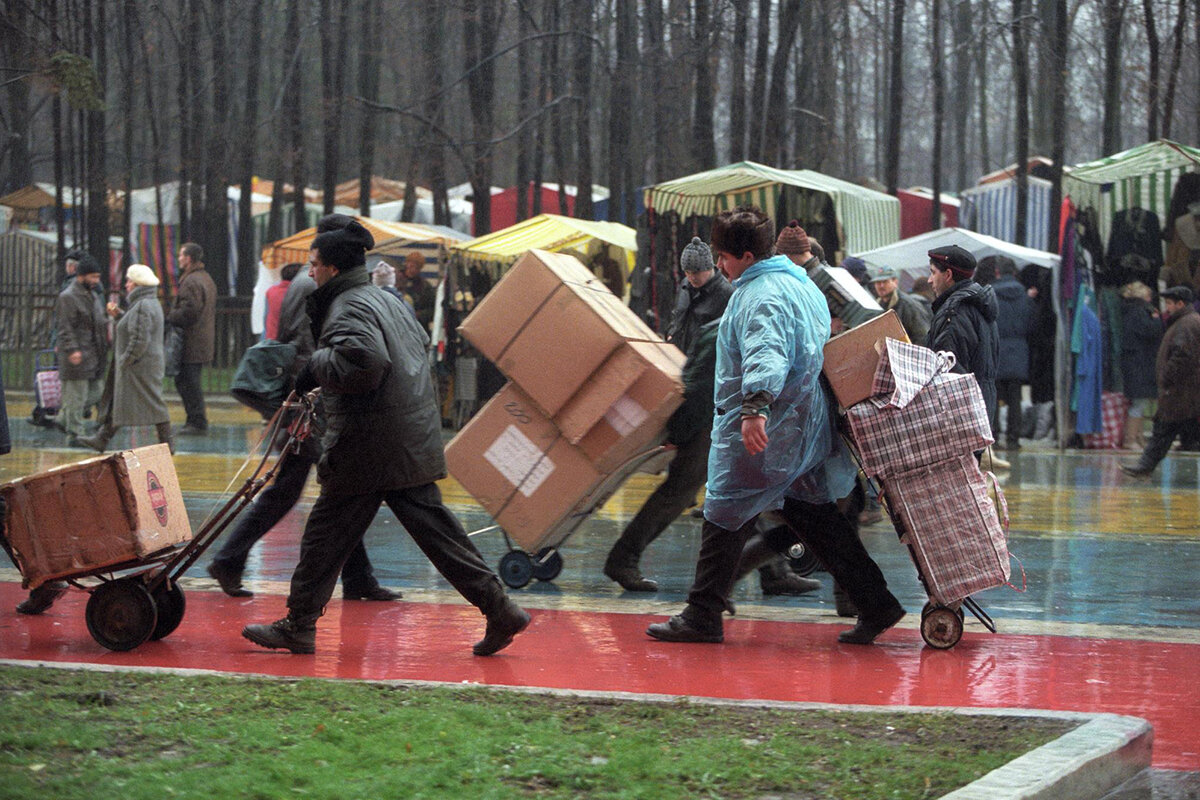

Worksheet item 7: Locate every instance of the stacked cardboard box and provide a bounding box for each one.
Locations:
[448,249,685,550]
[1,444,192,589]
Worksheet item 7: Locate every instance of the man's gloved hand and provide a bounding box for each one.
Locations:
[293,362,318,394]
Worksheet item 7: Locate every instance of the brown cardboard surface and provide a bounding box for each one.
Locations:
[445,383,604,551]
[0,444,191,588]
[822,310,909,408]
[457,249,661,417]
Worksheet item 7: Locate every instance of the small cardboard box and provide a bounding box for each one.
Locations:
[555,340,685,472]
[458,249,661,417]
[822,310,909,409]
[445,383,604,551]
[1,444,192,589]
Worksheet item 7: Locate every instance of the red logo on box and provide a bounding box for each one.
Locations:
[147,470,169,526]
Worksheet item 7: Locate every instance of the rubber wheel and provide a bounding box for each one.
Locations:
[920,605,964,649]
[787,542,822,577]
[531,547,564,582]
[85,579,158,652]
[150,580,186,641]
[498,550,534,589]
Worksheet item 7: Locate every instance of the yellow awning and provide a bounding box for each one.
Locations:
[261,217,458,270]
[451,214,636,262]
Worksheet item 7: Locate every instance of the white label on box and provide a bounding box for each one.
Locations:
[484,425,556,497]
[604,394,649,437]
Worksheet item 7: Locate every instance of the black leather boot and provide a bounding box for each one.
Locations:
[155,422,176,455]
[242,614,318,654]
[76,424,116,453]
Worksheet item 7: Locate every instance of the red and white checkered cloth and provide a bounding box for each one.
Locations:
[845,373,993,478]
[1082,391,1129,449]
[34,369,61,410]
[870,338,957,410]
[881,454,1011,606]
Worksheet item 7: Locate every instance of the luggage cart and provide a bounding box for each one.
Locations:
[30,349,61,428]
[472,445,672,589]
[12,393,318,652]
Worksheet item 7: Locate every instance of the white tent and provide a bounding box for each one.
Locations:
[853,227,1059,291]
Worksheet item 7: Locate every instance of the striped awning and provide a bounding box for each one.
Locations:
[642,161,901,253]
[1063,139,1200,245]
[260,217,456,271]
[451,214,636,264]
[959,176,1055,252]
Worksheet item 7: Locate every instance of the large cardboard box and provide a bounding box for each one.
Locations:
[445,383,605,551]
[1,444,192,589]
[458,249,662,416]
[821,310,909,408]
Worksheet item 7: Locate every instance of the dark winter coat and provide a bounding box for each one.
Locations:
[1119,297,1162,401]
[304,268,444,497]
[112,285,170,426]
[928,279,1000,421]
[991,274,1035,382]
[397,272,437,334]
[167,264,217,364]
[0,364,10,456]
[54,279,109,381]
[880,290,932,346]
[666,271,733,357]
[1155,305,1200,422]
[277,271,318,377]
[666,319,720,446]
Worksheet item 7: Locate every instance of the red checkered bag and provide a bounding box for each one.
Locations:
[35,368,61,410]
[1082,391,1129,449]
[881,454,1011,606]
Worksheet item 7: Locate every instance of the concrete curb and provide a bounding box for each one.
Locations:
[0,659,1153,799]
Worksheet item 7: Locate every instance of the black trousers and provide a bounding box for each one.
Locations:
[994,379,1023,444]
[174,361,208,429]
[607,432,710,563]
[1134,417,1200,470]
[682,497,901,632]
[287,482,505,621]
[210,450,377,592]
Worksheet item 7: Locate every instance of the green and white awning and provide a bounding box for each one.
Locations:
[642,161,901,253]
[1064,139,1200,244]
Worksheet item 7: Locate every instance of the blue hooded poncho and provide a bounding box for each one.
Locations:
[703,254,856,530]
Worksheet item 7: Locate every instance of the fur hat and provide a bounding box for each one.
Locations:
[774,220,810,255]
[928,244,976,278]
[125,264,160,287]
[680,237,714,273]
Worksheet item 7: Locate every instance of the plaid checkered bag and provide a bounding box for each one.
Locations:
[881,454,1011,606]
[34,368,61,410]
[1082,391,1129,449]
[845,373,993,478]
[870,337,957,410]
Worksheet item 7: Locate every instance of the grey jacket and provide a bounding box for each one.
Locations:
[112,285,169,426]
[55,279,109,381]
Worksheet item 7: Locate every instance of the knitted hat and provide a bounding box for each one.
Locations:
[1161,285,1195,304]
[867,264,898,281]
[775,220,810,255]
[928,244,976,277]
[311,220,375,271]
[125,264,160,287]
[74,253,101,276]
[679,237,714,273]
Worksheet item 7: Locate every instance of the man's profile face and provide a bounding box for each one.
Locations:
[685,268,712,288]
[715,249,754,281]
[65,259,78,276]
[872,278,898,298]
[79,273,101,288]
[929,263,954,296]
[177,249,191,270]
[1163,298,1185,317]
[309,249,338,287]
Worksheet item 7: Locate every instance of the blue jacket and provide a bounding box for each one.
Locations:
[704,255,855,531]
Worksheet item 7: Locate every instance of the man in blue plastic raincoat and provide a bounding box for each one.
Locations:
[647,207,905,646]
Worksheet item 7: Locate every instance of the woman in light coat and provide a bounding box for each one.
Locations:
[78,265,173,453]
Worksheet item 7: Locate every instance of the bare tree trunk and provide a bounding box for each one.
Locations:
[516,0,535,223]
[84,0,109,269]
[0,0,33,194]
[1142,0,1161,140]
[572,0,594,219]
[533,0,553,216]
[120,0,136,267]
[761,0,802,166]
[49,0,66,261]
[177,0,192,240]
[748,0,771,161]
[357,0,382,215]
[840,0,858,177]
[1161,0,1188,139]
[1013,0,1031,245]
[608,0,637,223]
[285,0,306,232]
[204,0,231,294]
[423,0,449,226]
[185,0,204,241]
[691,0,716,169]
[884,0,906,193]
[463,0,501,234]
[237,0,265,295]
[951,0,972,191]
[976,0,992,172]
[931,0,944,231]
[644,0,669,179]
[729,0,749,162]
[320,0,349,216]
[1048,0,1068,252]
[1101,0,1126,154]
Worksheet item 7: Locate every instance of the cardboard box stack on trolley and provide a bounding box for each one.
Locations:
[447,249,686,587]
[822,311,1012,649]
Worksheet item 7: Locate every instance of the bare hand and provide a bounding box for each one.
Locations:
[741,415,768,455]
[68,351,82,366]
[106,301,121,318]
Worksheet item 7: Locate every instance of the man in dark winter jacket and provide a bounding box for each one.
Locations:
[242,220,528,656]
[1121,286,1200,477]
[868,264,931,345]
[54,253,108,445]
[666,237,733,357]
[927,245,1001,428]
[986,257,1035,449]
[167,242,217,435]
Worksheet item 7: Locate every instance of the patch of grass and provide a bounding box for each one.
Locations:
[0,665,1074,799]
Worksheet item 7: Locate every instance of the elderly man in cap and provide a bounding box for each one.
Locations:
[927,245,1001,453]
[868,264,931,345]
[54,251,108,446]
[1120,285,1200,477]
[666,237,733,357]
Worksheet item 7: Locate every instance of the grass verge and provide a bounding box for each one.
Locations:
[0,664,1075,799]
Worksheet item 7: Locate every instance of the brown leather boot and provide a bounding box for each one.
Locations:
[156,422,175,454]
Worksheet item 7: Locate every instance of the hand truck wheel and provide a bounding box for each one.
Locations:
[920,603,964,649]
[531,547,564,582]
[150,580,187,641]
[786,542,822,577]
[85,578,159,651]
[498,550,534,589]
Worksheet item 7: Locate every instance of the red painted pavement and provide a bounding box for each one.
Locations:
[1,582,1195,770]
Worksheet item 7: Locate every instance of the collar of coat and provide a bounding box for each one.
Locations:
[126,285,158,305]
[306,267,371,336]
[732,254,807,288]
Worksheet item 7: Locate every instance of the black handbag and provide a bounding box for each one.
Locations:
[230,339,299,418]
[163,323,185,378]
